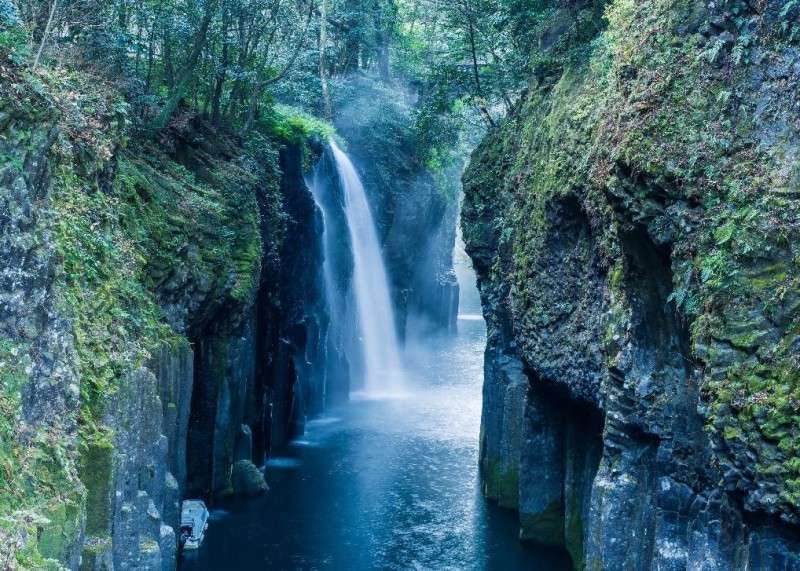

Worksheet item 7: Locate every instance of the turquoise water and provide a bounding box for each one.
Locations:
[180,313,572,570]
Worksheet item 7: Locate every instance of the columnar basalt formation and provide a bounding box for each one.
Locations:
[0,65,330,565]
[462,1,800,568]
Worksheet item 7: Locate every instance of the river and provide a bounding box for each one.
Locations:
[179,255,572,570]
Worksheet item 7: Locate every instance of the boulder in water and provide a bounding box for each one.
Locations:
[231,460,269,497]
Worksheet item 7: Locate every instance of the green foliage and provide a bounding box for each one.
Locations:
[113,147,262,306]
[5,0,315,136]
[45,88,263,458]
[50,155,172,424]
[780,0,800,37]
[265,104,335,144]
[331,74,460,246]
[0,341,74,509]
[78,438,113,537]
[0,339,81,570]
[0,59,273,564]
[0,0,28,63]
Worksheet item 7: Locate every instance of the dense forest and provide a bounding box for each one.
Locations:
[0,0,552,156]
[2,0,800,569]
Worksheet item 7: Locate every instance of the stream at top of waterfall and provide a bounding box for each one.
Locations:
[179,320,572,568]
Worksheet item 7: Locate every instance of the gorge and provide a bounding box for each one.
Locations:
[2,0,800,570]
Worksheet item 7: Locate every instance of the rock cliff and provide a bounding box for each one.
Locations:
[0,63,331,569]
[462,0,800,568]
[0,56,460,567]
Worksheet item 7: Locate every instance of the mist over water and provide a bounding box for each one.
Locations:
[453,228,482,318]
[178,148,572,570]
[180,291,571,571]
[329,139,405,395]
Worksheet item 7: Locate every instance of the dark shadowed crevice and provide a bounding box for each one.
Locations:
[519,377,603,570]
[185,334,219,500]
[251,282,278,467]
[619,224,692,372]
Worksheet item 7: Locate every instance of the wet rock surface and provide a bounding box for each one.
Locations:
[231,460,269,497]
[0,90,331,566]
[462,1,800,568]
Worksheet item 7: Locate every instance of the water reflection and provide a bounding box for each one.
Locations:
[180,316,572,570]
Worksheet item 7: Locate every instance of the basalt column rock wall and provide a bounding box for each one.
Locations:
[462,1,800,569]
[185,142,330,500]
[0,58,331,569]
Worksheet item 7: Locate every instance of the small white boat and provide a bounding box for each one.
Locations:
[180,500,209,550]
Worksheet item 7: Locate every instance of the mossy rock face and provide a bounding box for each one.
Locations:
[36,500,84,564]
[520,500,565,547]
[0,62,89,568]
[78,439,114,537]
[231,460,269,497]
[482,456,520,509]
[565,499,584,571]
[463,0,800,566]
[80,537,112,571]
[0,57,290,566]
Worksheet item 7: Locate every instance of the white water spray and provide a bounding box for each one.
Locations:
[329,139,405,394]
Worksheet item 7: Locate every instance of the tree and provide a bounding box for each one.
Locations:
[6,0,601,147]
[147,0,221,134]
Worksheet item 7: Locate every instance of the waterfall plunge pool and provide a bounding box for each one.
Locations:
[179,314,573,570]
[180,146,571,569]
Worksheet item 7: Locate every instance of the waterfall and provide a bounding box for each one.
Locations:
[329,140,404,394]
[307,140,405,396]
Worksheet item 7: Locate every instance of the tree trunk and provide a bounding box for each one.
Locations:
[466,5,494,127]
[374,0,395,84]
[376,33,390,82]
[147,0,221,136]
[145,31,155,94]
[32,0,57,72]
[211,6,229,125]
[319,0,331,118]
[164,26,175,93]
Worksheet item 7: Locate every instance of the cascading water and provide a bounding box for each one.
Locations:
[307,140,405,395]
[328,139,404,394]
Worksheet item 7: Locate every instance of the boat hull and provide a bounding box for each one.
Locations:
[183,537,203,550]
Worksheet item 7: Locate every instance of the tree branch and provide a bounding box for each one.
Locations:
[32,0,58,72]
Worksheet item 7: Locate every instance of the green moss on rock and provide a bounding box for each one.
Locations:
[0,55,290,565]
[78,437,114,537]
[463,0,800,524]
[482,455,520,509]
[565,495,585,570]
[520,500,565,547]
[231,460,269,497]
[36,501,83,564]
